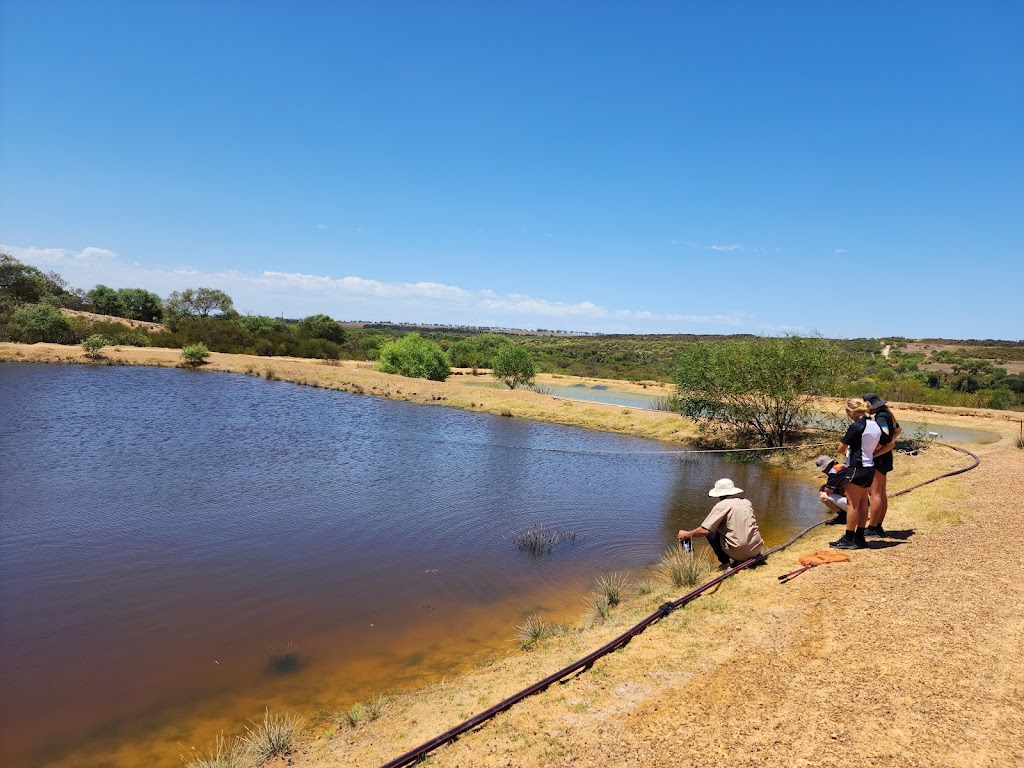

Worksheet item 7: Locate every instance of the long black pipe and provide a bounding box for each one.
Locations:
[380,442,981,768]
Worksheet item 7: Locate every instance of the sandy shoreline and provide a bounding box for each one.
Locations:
[3,342,1023,767]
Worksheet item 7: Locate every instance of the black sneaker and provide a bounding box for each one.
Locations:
[716,562,732,572]
[864,525,886,537]
[830,535,865,550]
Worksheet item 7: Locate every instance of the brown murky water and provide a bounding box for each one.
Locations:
[0,363,825,767]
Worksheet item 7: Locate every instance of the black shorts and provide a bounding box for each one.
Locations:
[844,466,876,488]
[874,452,894,474]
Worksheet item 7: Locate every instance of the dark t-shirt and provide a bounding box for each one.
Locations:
[842,417,880,467]
[821,465,847,493]
[874,409,899,445]
[874,408,900,473]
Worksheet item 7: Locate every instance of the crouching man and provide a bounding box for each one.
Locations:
[677,478,765,571]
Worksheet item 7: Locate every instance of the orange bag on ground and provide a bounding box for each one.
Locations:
[797,550,852,566]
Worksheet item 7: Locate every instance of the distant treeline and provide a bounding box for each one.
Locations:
[2,252,1022,409]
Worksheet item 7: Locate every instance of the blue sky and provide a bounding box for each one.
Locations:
[1,1,1021,338]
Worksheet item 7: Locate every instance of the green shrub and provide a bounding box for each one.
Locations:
[376,333,450,381]
[12,303,77,343]
[181,343,211,367]
[492,344,537,389]
[297,313,346,343]
[81,334,110,357]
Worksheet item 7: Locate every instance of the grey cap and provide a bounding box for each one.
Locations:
[815,455,835,473]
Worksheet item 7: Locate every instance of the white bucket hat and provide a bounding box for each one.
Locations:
[708,478,743,497]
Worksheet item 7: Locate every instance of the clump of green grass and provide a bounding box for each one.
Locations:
[180,732,248,768]
[516,613,554,650]
[593,572,629,606]
[514,524,577,557]
[266,642,303,675]
[365,693,390,721]
[586,594,611,623]
[239,708,303,762]
[635,578,655,596]
[344,705,363,728]
[658,545,712,589]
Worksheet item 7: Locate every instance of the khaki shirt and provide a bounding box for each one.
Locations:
[700,497,764,561]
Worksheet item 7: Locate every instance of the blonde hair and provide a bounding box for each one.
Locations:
[845,398,871,417]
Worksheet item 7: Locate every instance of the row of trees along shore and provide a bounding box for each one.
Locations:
[3,253,1023,443]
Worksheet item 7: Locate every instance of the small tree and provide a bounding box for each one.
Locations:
[81,334,110,358]
[86,284,127,317]
[164,287,234,322]
[181,342,211,367]
[673,335,850,447]
[117,288,164,322]
[297,313,346,343]
[492,345,537,389]
[376,333,450,381]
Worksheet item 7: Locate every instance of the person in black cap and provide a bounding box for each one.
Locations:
[815,455,847,523]
[862,393,901,536]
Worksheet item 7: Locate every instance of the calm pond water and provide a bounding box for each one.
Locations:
[1,363,826,767]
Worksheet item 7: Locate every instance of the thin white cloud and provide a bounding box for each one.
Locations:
[683,241,747,252]
[833,248,847,255]
[3,244,117,264]
[316,224,329,230]
[2,242,754,333]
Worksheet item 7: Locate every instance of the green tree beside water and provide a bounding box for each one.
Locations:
[377,333,450,381]
[673,335,850,447]
[492,345,537,389]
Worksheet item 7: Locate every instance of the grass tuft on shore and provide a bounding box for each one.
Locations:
[659,545,712,589]
[239,708,303,762]
[180,732,249,768]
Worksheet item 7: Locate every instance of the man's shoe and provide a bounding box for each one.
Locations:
[830,534,865,550]
[716,562,732,572]
[864,525,886,537]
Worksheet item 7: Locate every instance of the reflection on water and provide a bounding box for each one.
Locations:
[0,363,825,767]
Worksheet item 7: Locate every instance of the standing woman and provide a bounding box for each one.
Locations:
[863,393,901,536]
[830,398,881,550]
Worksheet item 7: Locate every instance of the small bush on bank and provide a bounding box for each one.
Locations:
[376,333,450,381]
[181,343,211,367]
[81,334,110,358]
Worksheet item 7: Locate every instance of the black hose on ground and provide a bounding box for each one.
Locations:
[379,442,981,768]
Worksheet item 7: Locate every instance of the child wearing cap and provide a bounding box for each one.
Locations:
[815,455,848,524]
